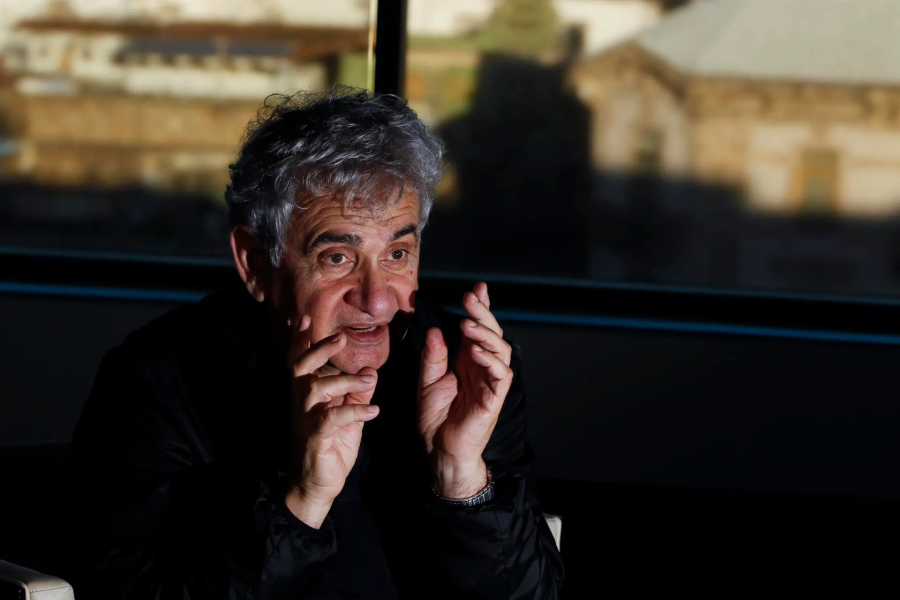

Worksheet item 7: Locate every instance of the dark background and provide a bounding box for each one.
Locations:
[4,287,900,591]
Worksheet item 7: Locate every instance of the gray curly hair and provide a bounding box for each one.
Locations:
[225,87,444,266]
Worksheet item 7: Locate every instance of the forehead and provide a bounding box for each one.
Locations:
[291,188,419,236]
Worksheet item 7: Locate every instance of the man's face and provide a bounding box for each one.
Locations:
[275,190,420,374]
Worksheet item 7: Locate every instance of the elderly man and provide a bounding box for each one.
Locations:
[69,90,563,599]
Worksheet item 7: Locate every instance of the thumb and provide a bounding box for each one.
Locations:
[420,328,448,389]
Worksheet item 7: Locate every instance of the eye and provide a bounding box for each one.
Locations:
[389,249,408,261]
[327,253,348,265]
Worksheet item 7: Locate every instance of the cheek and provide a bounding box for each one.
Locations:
[296,285,346,334]
[393,273,418,311]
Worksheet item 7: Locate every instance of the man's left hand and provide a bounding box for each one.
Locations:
[417,282,513,499]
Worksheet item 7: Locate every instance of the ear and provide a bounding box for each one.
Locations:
[230,227,270,303]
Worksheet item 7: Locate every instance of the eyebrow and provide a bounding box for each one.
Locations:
[305,232,363,256]
[392,225,419,243]
[304,225,419,256]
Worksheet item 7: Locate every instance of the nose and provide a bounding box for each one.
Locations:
[344,265,396,319]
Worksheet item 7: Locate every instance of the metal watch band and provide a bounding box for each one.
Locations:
[432,467,495,508]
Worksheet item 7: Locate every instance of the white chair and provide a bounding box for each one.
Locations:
[0,561,74,600]
[543,513,562,550]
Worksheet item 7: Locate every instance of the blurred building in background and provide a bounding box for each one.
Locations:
[573,0,900,292]
[1,12,369,191]
[0,0,371,255]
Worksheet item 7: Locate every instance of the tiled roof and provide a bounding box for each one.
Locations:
[632,0,900,86]
[15,18,368,45]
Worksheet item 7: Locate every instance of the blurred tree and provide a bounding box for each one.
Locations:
[416,0,593,278]
[484,0,559,57]
[432,55,592,278]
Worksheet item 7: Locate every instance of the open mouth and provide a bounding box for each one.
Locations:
[341,324,388,344]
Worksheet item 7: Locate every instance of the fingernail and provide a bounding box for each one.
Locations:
[466,319,477,328]
[471,293,480,303]
[360,374,375,382]
[329,333,342,343]
[474,346,484,352]
[366,405,379,413]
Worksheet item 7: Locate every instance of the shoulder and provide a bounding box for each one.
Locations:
[80,287,256,423]
[115,287,250,364]
[73,287,258,457]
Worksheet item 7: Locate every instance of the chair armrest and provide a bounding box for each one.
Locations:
[0,561,74,600]
[542,513,562,550]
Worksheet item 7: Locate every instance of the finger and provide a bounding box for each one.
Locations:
[313,403,380,439]
[300,314,311,335]
[420,328,449,389]
[345,367,378,406]
[474,282,490,308]
[305,372,377,410]
[471,344,513,384]
[461,319,511,365]
[463,291,503,338]
[292,332,348,377]
[287,314,313,363]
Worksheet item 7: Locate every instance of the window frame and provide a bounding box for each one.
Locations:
[3,0,900,347]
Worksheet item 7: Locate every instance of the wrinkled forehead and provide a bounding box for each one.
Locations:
[285,187,420,251]
[300,185,418,222]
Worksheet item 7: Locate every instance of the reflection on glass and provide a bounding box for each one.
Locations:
[408,0,900,297]
[0,0,375,257]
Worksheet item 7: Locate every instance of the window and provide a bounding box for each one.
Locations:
[798,149,839,215]
[0,1,377,259]
[6,0,900,300]
[407,0,900,298]
[635,128,663,174]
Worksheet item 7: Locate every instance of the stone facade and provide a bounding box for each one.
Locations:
[573,43,900,293]
[574,43,900,218]
[6,93,258,192]
[0,18,370,195]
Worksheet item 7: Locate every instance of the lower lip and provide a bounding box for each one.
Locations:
[342,325,388,345]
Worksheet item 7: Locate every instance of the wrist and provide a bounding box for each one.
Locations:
[284,487,333,529]
[431,455,488,499]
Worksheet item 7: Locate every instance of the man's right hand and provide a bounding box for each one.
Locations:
[284,315,379,528]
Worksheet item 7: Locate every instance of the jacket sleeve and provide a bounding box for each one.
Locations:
[68,349,336,600]
[423,343,564,599]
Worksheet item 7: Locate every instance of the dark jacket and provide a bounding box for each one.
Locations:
[69,286,563,599]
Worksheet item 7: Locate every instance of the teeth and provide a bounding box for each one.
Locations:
[352,326,377,332]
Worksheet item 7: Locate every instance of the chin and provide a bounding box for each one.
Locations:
[332,343,390,374]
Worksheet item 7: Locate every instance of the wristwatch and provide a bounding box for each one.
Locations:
[432,467,495,508]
